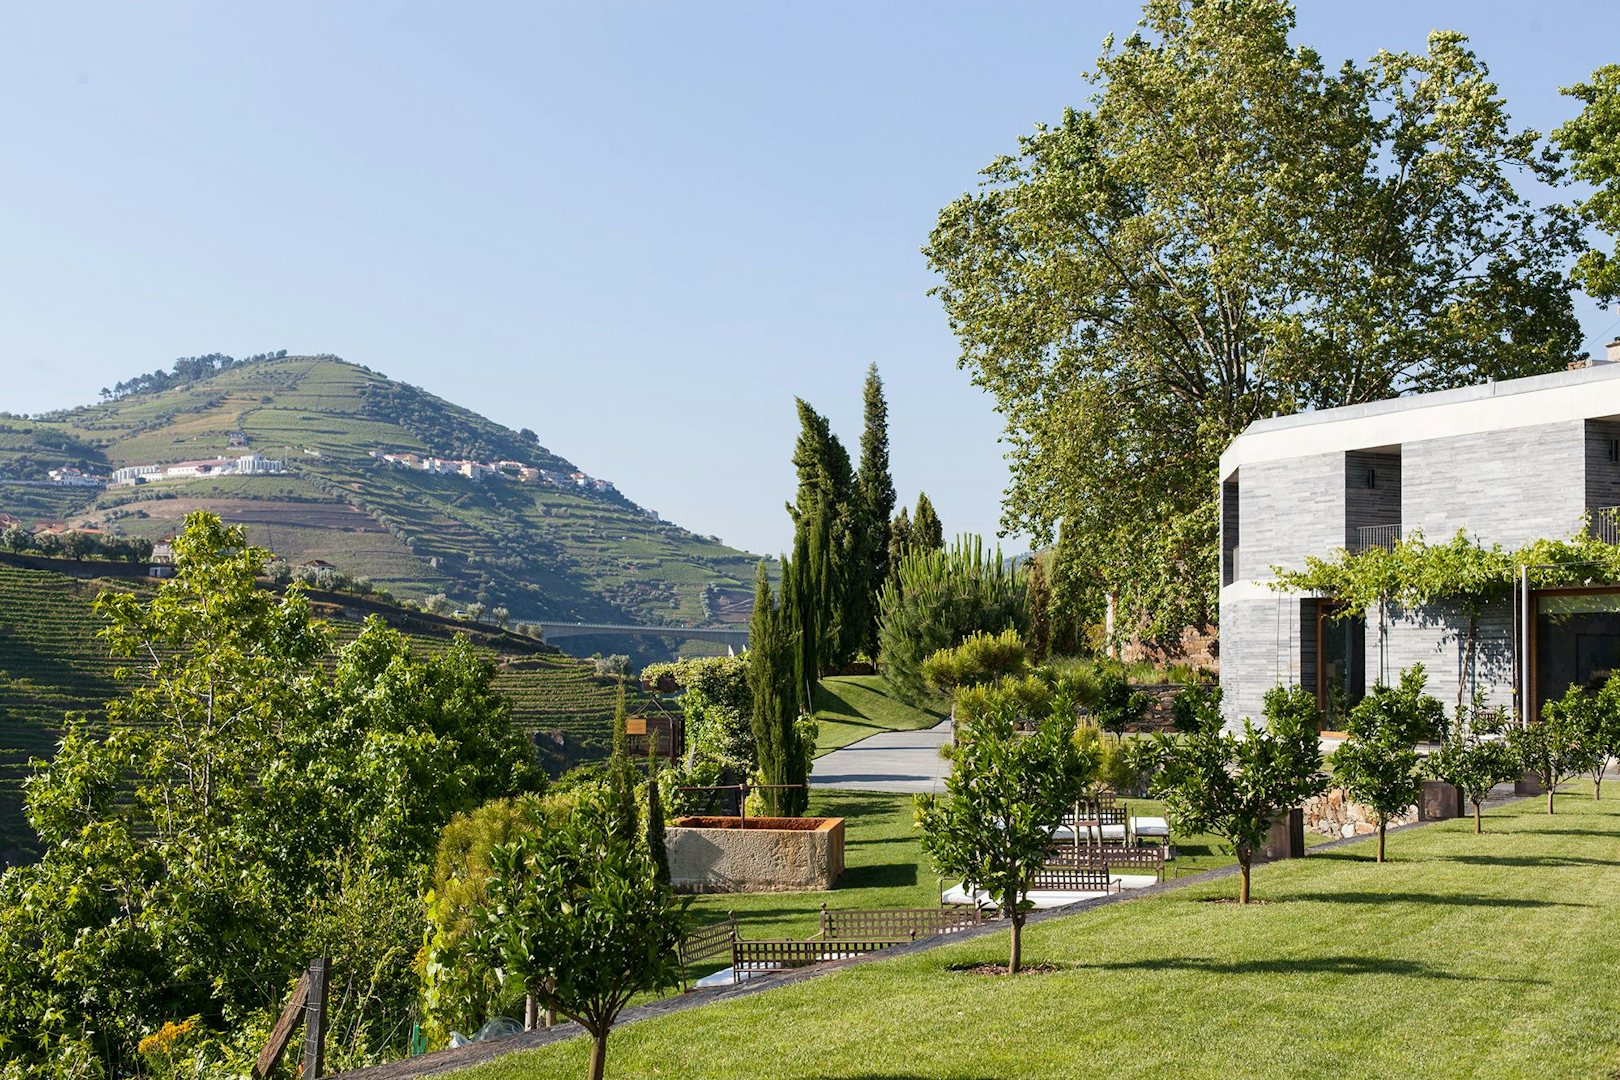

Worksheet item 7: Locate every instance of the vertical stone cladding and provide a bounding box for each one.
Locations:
[1241,452,1347,575]
[1402,421,1586,547]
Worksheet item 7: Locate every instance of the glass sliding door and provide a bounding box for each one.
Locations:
[1534,590,1620,719]
[1317,602,1366,731]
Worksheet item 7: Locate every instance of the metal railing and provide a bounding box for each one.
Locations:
[1592,506,1620,545]
[1354,524,1400,553]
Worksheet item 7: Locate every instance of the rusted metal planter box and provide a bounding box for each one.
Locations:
[666,816,845,893]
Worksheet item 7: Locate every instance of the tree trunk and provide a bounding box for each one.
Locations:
[1548,786,1556,815]
[1238,856,1251,904]
[589,1031,609,1080]
[524,994,538,1031]
[1473,801,1482,834]
[1595,775,1603,801]
[1377,819,1386,863]
[1008,913,1022,975]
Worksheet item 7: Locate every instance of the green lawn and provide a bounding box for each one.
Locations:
[811,676,946,756]
[454,785,1620,1079]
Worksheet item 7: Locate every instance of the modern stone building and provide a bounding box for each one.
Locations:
[1219,348,1620,730]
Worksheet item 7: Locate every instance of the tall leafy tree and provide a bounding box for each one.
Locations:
[926,0,1581,644]
[853,364,896,659]
[1557,64,1620,304]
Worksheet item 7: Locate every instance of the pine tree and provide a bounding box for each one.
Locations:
[913,492,944,551]
[853,364,896,660]
[645,747,670,886]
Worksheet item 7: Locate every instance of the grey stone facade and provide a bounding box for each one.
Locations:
[1217,363,1620,727]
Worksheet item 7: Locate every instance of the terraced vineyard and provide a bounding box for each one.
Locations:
[0,561,655,862]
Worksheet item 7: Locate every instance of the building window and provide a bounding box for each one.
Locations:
[1533,589,1620,719]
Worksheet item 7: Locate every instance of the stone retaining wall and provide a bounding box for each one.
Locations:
[666,816,845,893]
[1301,787,1417,838]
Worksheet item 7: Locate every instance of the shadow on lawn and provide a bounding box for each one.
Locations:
[1434,853,1619,869]
[1081,955,1542,984]
[1295,891,1585,909]
[839,862,919,889]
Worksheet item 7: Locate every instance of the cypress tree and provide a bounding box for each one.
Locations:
[888,506,913,580]
[1027,554,1052,663]
[645,746,670,886]
[913,492,944,551]
[789,399,857,672]
[607,681,639,843]
[749,562,805,816]
[854,364,896,661]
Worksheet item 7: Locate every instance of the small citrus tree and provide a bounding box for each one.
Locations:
[1332,667,1445,862]
[915,686,1096,973]
[1587,673,1620,800]
[1517,686,1599,814]
[1424,707,1520,834]
[475,791,688,1080]
[1144,685,1326,903]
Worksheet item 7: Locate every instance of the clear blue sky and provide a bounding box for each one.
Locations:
[2,2,1616,556]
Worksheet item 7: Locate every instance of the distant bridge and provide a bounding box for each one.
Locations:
[537,621,749,648]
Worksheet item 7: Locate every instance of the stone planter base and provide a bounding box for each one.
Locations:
[1419,780,1462,821]
[667,816,845,893]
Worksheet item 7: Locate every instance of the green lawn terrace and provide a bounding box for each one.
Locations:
[446,785,1620,1080]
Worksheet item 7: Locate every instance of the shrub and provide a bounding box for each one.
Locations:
[921,628,1028,696]
[877,536,1028,704]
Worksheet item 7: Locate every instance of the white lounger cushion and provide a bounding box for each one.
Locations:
[1051,823,1127,842]
[1131,816,1170,837]
[941,884,1110,910]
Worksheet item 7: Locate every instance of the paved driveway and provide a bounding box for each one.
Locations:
[809,719,953,794]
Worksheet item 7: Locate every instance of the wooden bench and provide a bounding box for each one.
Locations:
[678,915,737,991]
[1028,866,1121,893]
[816,904,981,943]
[1045,843,1167,881]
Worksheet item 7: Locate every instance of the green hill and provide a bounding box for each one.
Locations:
[0,558,659,862]
[0,355,759,644]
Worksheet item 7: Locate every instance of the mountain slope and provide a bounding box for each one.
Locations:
[0,355,759,628]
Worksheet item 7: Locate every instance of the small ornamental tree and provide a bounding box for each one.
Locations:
[1144,685,1326,903]
[1517,686,1600,814]
[915,687,1097,973]
[475,792,688,1080]
[1332,667,1445,862]
[1587,673,1620,800]
[920,628,1029,697]
[1170,682,1224,735]
[1425,718,1520,834]
[1091,669,1151,741]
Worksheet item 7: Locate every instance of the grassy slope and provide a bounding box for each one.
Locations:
[811,675,946,756]
[459,787,1620,1080]
[0,356,759,627]
[0,561,654,858]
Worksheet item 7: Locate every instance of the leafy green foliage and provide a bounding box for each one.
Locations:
[1333,667,1445,861]
[1142,685,1327,902]
[921,628,1029,696]
[1587,675,1620,799]
[1090,669,1150,739]
[926,0,1580,643]
[0,512,542,1075]
[1425,706,1520,833]
[473,791,688,1080]
[641,655,754,776]
[910,493,943,553]
[1170,682,1224,735]
[915,685,1097,972]
[1518,686,1601,813]
[1556,64,1620,302]
[878,536,1029,705]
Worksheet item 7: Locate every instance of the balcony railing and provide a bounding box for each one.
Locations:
[1592,506,1620,545]
[1354,524,1400,553]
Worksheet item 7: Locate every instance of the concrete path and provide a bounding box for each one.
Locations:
[809,719,953,794]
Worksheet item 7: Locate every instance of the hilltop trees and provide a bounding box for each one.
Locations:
[927,0,1581,645]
